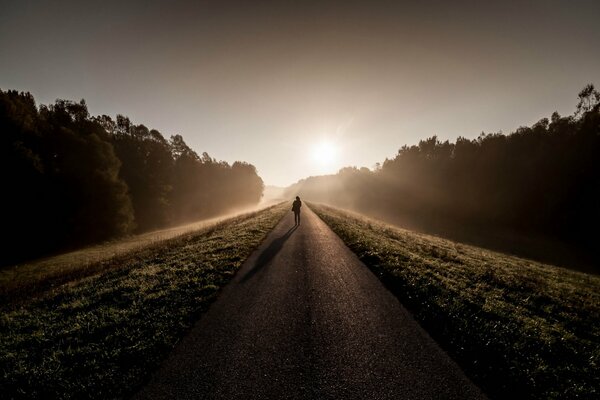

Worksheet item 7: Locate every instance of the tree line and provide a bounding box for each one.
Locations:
[286,85,600,265]
[0,90,263,265]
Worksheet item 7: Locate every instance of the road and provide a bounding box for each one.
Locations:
[135,206,486,399]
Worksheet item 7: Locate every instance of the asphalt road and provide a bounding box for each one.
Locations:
[135,206,486,399]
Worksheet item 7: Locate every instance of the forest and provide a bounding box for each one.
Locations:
[286,85,600,268]
[0,90,264,265]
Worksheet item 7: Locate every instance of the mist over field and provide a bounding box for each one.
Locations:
[285,86,600,273]
[0,90,264,266]
[2,85,598,273]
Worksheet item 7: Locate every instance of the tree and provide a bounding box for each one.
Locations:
[0,89,265,264]
[575,84,600,117]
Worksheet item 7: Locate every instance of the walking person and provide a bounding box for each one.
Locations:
[292,196,302,225]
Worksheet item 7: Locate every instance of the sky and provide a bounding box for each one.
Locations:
[1,0,599,186]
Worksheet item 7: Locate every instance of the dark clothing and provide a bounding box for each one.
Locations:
[292,199,302,225]
[292,199,302,212]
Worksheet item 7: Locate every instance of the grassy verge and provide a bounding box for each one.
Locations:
[0,204,270,303]
[311,203,600,399]
[0,203,287,399]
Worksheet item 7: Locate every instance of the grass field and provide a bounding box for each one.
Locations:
[0,202,275,303]
[0,202,287,399]
[311,203,600,399]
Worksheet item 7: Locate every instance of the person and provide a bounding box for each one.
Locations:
[292,196,302,225]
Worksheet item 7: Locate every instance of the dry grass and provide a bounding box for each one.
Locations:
[311,203,600,399]
[0,202,287,399]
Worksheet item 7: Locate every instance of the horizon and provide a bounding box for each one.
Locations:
[2,0,599,186]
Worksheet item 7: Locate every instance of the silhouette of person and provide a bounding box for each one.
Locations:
[292,196,302,225]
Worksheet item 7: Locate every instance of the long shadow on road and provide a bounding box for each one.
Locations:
[239,224,298,283]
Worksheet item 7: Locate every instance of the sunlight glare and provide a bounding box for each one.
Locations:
[312,141,338,166]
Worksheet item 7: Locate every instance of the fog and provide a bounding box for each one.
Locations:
[0,90,264,266]
[285,87,600,273]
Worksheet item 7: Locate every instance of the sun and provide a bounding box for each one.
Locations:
[311,141,337,166]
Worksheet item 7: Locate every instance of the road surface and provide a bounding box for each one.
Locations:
[135,206,486,399]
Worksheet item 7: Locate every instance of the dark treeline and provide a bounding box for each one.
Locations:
[286,85,600,269]
[0,90,263,265]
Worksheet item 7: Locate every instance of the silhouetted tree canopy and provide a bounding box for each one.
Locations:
[286,85,600,267]
[0,90,263,265]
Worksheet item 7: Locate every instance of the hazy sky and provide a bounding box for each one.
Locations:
[1,0,599,186]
